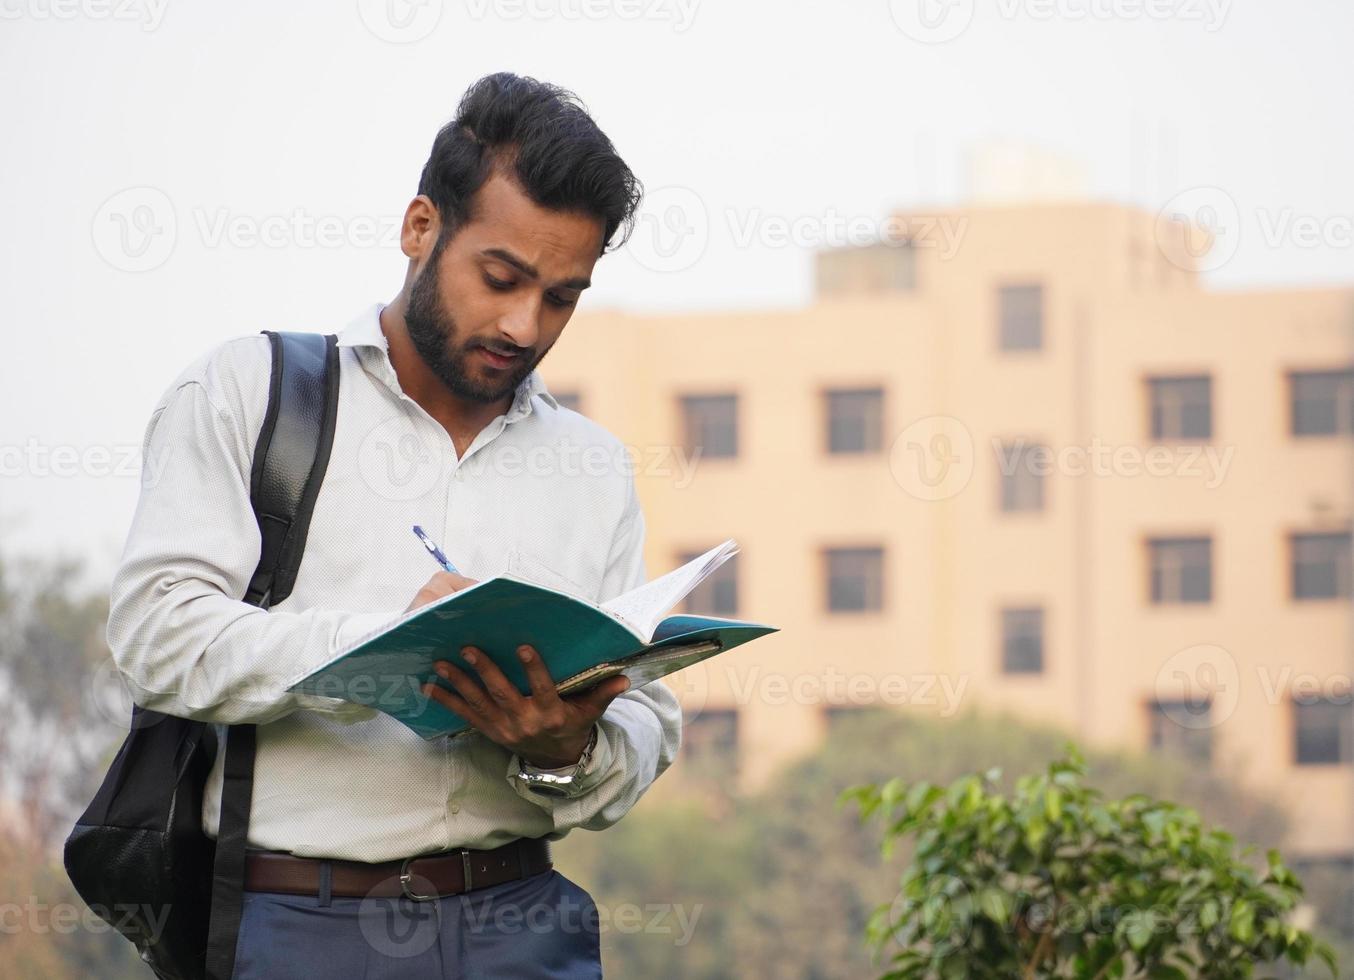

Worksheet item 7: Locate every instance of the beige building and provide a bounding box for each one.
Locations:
[542,201,1354,861]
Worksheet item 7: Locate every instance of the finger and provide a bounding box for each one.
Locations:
[432,659,500,718]
[420,678,486,727]
[516,645,563,704]
[459,646,524,708]
[565,674,631,720]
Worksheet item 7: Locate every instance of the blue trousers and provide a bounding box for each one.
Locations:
[231,867,603,979]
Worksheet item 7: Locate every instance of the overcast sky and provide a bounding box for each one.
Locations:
[2,0,1352,586]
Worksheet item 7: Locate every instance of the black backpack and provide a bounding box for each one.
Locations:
[63,330,341,980]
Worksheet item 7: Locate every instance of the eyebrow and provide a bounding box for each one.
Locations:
[480,247,592,291]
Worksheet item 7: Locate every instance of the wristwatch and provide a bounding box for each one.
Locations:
[513,725,599,798]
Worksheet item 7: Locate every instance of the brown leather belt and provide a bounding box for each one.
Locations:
[244,837,552,901]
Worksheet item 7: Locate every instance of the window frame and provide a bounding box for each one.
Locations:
[996,282,1045,353]
[1146,535,1215,605]
[999,606,1046,675]
[1147,374,1214,441]
[679,392,740,460]
[1289,529,1353,601]
[1293,694,1354,766]
[822,545,886,614]
[823,386,886,456]
[1288,367,1354,437]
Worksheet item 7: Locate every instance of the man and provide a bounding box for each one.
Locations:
[106,72,682,978]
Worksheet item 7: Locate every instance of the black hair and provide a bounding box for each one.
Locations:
[417,72,643,256]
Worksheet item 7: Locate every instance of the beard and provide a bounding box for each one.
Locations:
[404,239,544,404]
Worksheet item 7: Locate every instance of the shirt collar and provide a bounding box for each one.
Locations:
[338,303,559,417]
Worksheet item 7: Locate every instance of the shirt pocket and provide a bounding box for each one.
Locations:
[506,547,593,601]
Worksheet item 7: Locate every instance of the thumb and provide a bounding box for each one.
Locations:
[578,674,630,715]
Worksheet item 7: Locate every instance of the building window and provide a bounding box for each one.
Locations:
[825,547,884,613]
[823,703,890,732]
[681,707,738,781]
[679,550,739,616]
[825,388,884,454]
[1290,856,1354,936]
[998,441,1050,513]
[1291,532,1352,600]
[998,284,1043,352]
[1000,607,1044,674]
[1149,698,1213,765]
[681,394,738,459]
[1294,696,1353,765]
[1149,537,1212,604]
[1149,376,1212,440]
[552,390,582,413]
[1291,368,1354,436]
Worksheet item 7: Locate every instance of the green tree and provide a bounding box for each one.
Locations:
[553,708,1298,979]
[0,550,115,849]
[0,549,147,979]
[842,750,1337,979]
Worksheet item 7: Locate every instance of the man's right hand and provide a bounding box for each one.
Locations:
[405,571,480,613]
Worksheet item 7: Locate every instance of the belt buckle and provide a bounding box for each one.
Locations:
[398,849,473,901]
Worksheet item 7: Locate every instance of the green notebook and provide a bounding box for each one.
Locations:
[285,540,776,740]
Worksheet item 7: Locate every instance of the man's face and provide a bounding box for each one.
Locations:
[404,171,605,404]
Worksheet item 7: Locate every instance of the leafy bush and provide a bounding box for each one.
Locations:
[553,709,1297,978]
[842,750,1337,979]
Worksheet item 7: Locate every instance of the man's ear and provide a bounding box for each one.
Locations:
[400,195,440,261]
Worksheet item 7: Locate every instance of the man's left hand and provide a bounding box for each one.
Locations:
[421,644,630,769]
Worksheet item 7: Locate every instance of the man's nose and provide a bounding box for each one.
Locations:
[497,298,541,350]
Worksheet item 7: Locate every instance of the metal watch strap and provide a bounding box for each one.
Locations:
[517,724,598,796]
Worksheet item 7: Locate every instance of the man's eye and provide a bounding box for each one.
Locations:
[484,275,513,290]
[548,294,577,309]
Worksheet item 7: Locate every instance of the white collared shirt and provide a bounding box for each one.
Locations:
[105,303,682,862]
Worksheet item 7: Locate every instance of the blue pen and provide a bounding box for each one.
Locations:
[412,525,460,574]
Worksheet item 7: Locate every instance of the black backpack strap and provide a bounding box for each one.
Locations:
[204,330,341,980]
[244,331,342,607]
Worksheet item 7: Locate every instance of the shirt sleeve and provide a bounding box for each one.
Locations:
[505,473,684,829]
[106,374,397,726]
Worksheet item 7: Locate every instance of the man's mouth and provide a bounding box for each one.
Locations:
[477,346,521,369]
